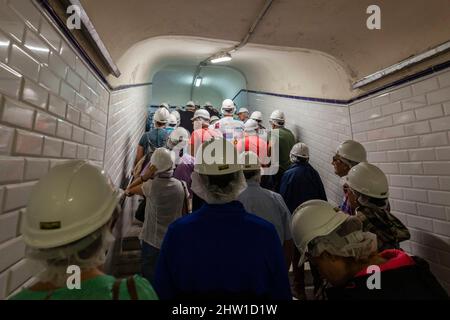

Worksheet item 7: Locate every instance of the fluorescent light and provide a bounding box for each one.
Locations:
[195,77,202,87]
[210,53,232,64]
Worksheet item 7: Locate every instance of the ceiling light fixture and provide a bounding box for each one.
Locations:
[210,52,232,64]
[195,76,203,87]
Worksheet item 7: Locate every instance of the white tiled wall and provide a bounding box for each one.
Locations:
[240,92,352,206]
[350,69,450,292]
[103,86,151,239]
[104,86,150,187]
[238,70,450,292]
[0,0,109,299]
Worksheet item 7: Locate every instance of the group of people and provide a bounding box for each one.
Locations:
[10,99,448,300]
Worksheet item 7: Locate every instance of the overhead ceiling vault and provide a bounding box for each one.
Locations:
[78,0,450,99]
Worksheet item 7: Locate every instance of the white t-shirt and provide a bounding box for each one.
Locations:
[214,117,244,143]
[140,176,187,249]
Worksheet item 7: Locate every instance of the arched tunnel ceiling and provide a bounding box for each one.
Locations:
[80,0,450,99]
[106,36,354,99]
[151,64,246,107]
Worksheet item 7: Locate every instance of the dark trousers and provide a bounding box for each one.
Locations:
[141,241,160,284]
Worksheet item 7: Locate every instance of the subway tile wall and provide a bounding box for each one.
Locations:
[350,69,450,293]
[0,0,109,299]
[238,69,450,292]
[103,86,151,237]
[242,92,352,207]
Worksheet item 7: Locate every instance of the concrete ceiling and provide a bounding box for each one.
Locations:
[80,0,450,98]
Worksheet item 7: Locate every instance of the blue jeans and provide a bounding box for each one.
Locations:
[141,241,160,284]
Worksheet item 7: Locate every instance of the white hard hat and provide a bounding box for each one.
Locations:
[150,148,175,174]
[167,127,190,150]
[250,111,262,121]
[160,102,170,110]
[345,162,389,199]
[153,107,170,123]
[171,110,180,122]
[221,99,235,115]
[244,119,259,132]
[270,110,285,122]
[204,101,213,107]
[210,115,220,123]
[168,114,178,126]
[240,151,260,171]
[237,107,249,115]
[290,142,310,159]
[194,138,242,175]
[291,200,348,264]
[336,140,367,163]
[186,101,196,107]
[191,109,211,121]
[23,161,120,249]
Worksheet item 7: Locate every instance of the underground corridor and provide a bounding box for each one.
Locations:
[0,0,450,305]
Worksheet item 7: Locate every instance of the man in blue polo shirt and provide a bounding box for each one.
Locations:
[279,142,326,300]
[153,138,291,300]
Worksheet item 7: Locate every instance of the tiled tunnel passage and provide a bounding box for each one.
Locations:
[0,0,450,301]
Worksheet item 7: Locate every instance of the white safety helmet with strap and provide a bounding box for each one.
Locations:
[191,109,211,121]
[345,162,389,199]
[240,151,260,171]
[150,147,175,174]
[244,119,259,132]
[167,127,190,150]
[23,161,120,249]
[210,115,220,123]
[291,200,348,265]
[237,107,249,115]
[194,138,242,175]
[336,140,367,164]
[153,107,170,124]
[159,102,170,110]
[269,109,285,125]
[250,111,263,122]
[221,99,236,116]
[167,114,178,127]
[290,142,309,162]
[186,101,196,109]
[171,110,181,124]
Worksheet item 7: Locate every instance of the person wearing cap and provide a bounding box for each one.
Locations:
[154,139,292,300]
[179,101,197,133]
[332,140,367,215]
[279,143,326,299]
[203,102,220,118]
[169,127,195,206]
[159,102,170,110]
[209,115,220,129]
[171,110,181,127]
[250,111,267,139]
[238,152,293,269]
[237,107,250,123]
[236,119,269,166]
[291,200,448,300]
[265,109,296,192]
[165,114,178,135]
[11,161,158,300]
[189,109,222,212]
[135,107,170,168]
[215,99,244,144]
[126,148,189,283]
[190,109,221,157]
[345,162,410,251]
